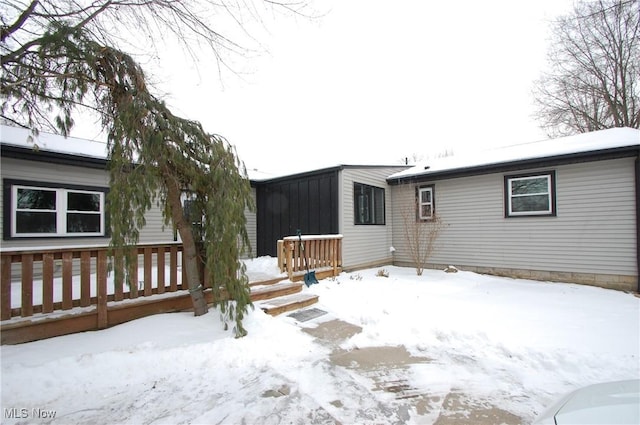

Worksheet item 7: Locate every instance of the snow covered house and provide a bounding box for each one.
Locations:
[2,124,638,292]
[387,128,640,292]
[0,125,400,270]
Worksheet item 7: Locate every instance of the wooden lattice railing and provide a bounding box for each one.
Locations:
[0,243,185,323]
[277,234,343,280]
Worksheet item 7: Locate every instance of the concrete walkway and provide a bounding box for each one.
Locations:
[300,316,523,425]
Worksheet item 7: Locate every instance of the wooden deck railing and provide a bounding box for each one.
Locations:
[0,243,185,323]
[277,234,343,280]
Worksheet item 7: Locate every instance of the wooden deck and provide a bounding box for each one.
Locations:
[0,236,343,344]
[277,234,343,281]
[0,275,317,344]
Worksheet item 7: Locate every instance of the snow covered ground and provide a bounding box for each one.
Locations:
[1,261,638,424]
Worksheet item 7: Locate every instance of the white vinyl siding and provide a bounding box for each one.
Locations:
[243,187,257,258]
[341,167,407,270]
[391,158,637,276]
[1,157,175,250]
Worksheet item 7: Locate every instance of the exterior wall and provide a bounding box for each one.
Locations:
[1,157,175,251]
[243,187,257,258]
[254,169,339,257]
[391,158,638,290]
[340,167,407,270]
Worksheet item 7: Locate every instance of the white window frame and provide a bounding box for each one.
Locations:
[505,172,555,217]
[11,185,106,237]
[417,186,434,220]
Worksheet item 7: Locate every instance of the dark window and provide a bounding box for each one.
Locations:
[66,192,101,233]
[16,188,57,233]
[354,183,385,225]
[67,213,101,233]
[505,171,556,217]
[68,192,101,211]
[6,182,106,238]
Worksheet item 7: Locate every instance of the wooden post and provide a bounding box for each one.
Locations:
[21,254,33,317]
[97,250,108,329]
[170,245,178,292]
[157,246,166,294]
[144,247,152,296]
[42,253,54,313]
[62,251,73,310]
[307,240,313,270]
[80,251,91,307]
[286,240,294,280]
[1,255,12,320]
[322,239,328,268]
[331,239,338,276]
[291,239,297,273]
[277,240,284,272]
[129,248,138,299]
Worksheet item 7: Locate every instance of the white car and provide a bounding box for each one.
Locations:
[534,379,640,424]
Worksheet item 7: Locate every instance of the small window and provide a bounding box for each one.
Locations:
[505,171,556,217]
[354,183,385,225]
[6,181,107,238]
[417,185,435,221]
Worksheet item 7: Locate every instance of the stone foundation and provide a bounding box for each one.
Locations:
[394,261,638,292]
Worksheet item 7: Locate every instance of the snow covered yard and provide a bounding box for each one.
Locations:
[1,263,638,424]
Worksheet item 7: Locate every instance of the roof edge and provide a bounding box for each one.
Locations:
[387,145,640,184]
[251,164,409,185]
[1,144,109,169]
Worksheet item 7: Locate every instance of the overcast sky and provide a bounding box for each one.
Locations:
[73,0,577,177]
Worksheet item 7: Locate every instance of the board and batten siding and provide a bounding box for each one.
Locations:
[391,158,637,285]
[1,157,175,250]
[340,167,407,270]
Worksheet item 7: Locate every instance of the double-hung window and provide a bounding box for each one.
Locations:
[505,171,556,217]
[354,183,385,225]
[7,182,106,238]
[417,185,435,220]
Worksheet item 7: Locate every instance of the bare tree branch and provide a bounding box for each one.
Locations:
[1,0,39,42]
[533,0,640,137]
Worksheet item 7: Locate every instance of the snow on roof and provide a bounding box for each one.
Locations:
[247,164,410,182]
[0,126,403,181]
[246,168,281,181]
[389,127,640,180]
[245,162,344,182]
[0,124,109,160]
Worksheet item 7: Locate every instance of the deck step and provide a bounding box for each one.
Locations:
[258,292,319,316]
[250,281,302,302]
[249,276,287,287]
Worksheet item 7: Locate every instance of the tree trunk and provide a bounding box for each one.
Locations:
[163,170,208,316]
